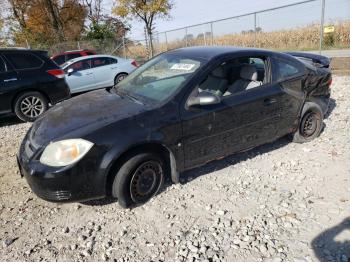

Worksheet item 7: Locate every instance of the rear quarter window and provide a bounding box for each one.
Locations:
[5,53,44,70]
[274,58,304,81]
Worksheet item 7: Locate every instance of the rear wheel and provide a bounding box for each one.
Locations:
[14,91,48,122]
[112,152,165,208]
[114,73,128,86]
[292,102,323,143]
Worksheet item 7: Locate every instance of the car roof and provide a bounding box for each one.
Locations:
[166,46,280,60]
[61,55,121,67]
[0,48,47,53]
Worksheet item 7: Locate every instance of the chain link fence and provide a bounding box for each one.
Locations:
[2,0,349,61]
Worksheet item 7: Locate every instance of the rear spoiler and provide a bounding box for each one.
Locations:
[285,52,331,68]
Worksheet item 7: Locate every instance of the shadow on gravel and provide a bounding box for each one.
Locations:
[0,114,22,127]
[325,98,337,119]
[179,136,291,184]
[312,217,350,261]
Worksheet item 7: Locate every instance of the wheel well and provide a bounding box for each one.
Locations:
[12,89,51,112]
[105,143,173,196]
[115,72,128,79]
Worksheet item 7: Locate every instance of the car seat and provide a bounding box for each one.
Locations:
[224,65,262,96]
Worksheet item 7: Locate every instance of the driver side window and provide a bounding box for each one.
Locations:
[196,56,270,98]
[67,59,91,72]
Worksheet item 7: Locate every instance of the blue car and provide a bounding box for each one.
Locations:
[62,55,138,94]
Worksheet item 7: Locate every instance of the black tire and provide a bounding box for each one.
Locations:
[292,102,324,143]
[114,73,128,85]
[14,91,49,122]
[112,152,165,208]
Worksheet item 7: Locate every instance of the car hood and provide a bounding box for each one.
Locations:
[30,89,147,147]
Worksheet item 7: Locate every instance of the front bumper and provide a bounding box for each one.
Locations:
[17,137,106,203]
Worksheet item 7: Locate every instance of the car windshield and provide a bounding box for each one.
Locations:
[115,53,204,104]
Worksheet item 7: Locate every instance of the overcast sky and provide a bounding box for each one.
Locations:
[105,0,350,40]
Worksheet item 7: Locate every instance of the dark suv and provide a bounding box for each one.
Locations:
[0,48,71,122]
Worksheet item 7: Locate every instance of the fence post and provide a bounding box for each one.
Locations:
[254,12,257,47]
[77,41,80,50]
[165,32,168,51]
[122,36,126,59]
[210,22,214,45]
[319,0,326,54]
[185,27,188,47]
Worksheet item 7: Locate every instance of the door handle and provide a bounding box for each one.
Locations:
[85,73,93,75]
[263,98,277,106]
[4,78,17,82]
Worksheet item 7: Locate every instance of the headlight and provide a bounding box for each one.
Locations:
[40,139,94,167]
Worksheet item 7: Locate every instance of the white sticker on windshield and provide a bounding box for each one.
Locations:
[171,63,195,71]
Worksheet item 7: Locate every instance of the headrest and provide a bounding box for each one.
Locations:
[211,66,226,78]
[240,65,258,81]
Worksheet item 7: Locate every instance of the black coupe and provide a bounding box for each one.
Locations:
[18,47,332,207]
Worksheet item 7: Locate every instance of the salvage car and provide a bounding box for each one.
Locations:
[0,48,70,122]
[62,55,138,94]
[17,47,331,207]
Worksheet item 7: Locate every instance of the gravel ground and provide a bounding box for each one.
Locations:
[0,75,349,262]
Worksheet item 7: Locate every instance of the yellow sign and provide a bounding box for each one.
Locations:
[324,25,335,33]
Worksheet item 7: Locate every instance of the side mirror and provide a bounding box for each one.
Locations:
[67,68,74,76]
[187,90,221,107]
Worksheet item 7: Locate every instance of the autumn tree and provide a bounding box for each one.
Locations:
[6,0,86,47]
[113,0,173,57]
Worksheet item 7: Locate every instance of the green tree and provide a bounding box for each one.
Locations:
[113,0,173,57]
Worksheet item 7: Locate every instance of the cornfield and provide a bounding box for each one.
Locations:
[126,20,350,60]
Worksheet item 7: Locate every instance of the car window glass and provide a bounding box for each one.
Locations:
[195,56,268,98]
[67,53,82,60]
[117,54,203,103]
[109,58,118,64]
[5,53,43,70]
[275,59,301,80]
[68,60,91,72]
[53,55,66,65]
[91,57,110,68]
[0,57,6,73]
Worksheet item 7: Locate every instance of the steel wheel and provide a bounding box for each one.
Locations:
[300,111,320,138]
[20,96,45,118]
[129,160,163,203]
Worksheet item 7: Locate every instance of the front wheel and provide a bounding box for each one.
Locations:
[112,152,165,208]
[14,91,49,122]
[292,102,324,143]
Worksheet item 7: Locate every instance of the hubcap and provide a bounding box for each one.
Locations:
[20,96,44,118]
[117,74,126,83]
[130,161,163,203]
[301,112,318,137]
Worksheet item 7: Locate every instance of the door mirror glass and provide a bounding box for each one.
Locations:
[187,90,221,107]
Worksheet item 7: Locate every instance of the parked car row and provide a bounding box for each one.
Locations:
[0,48,138,121]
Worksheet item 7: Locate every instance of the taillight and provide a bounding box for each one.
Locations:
[47,69,65,79]
[131,60,138,67]
[327,78,332,88]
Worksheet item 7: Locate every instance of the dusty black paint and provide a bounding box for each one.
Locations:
[17,47,331,203]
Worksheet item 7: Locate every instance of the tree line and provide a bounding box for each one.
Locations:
[0,0,173,56]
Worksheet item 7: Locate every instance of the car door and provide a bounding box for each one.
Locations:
[65,59,95,93]
[0,55,19,114]
[90,57,114,89]
[180,55,301,169]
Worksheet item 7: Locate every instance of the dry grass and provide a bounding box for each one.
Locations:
[127,20,350,60]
